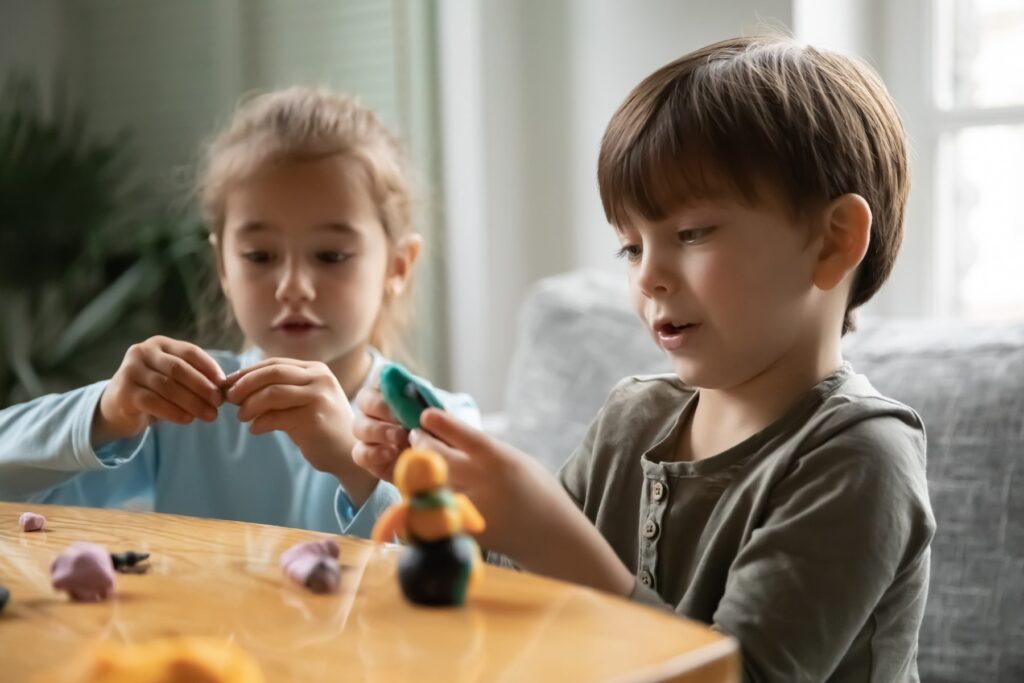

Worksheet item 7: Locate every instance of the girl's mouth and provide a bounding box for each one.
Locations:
[278,322,323,336]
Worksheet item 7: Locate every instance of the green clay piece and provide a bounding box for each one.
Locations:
[379,363,445,430]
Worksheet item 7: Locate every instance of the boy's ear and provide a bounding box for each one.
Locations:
[386,233,423,297]
[209,233,230,300]
[812,193,871,291]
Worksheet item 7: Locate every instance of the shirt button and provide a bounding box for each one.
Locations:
[651,481,666,502]
[643,519,658,538]
[639,569,654,587]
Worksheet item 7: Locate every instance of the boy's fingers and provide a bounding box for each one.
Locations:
[353,443,398,481]
[353,414,408,447]
[409,428,470,467]
[354,387,396,422]
[418,409,493,457]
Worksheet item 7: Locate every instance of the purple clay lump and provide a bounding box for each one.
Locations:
[51,542,116,601]
[280,539,341,594]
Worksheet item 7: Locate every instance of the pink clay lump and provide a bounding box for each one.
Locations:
[18,512,45,532]
[51,542,116,601]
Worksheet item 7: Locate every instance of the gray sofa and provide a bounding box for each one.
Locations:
[496,269,1023,683]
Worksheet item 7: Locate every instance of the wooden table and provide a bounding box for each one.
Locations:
[0,503,738,682]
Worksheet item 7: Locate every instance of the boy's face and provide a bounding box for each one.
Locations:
[616,196,824,390]
[218,156,391,367]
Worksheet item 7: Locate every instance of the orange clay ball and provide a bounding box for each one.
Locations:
[33,637,264,683]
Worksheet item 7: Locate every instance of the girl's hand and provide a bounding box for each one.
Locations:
[351,378,411,482]
[223,358,378,505]
[408,408,635,596]
[94,336,225,446]
[223,358,357,476]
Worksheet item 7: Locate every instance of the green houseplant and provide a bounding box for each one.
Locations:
[0,74,209,407]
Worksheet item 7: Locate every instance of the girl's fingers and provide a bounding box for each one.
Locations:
[134,365,218,421]
[248,405,307,435]
[236,384,311,423]
[134,387,193,425]
[226,364,313,405]
[155,338,227,387]
[223,357,310,387]
[143,348,222,408]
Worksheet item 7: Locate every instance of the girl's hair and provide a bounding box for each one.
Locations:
[195,86,416,359]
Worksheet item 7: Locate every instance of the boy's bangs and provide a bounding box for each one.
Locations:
[600,106,767,228]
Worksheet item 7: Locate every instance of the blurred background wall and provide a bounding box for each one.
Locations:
[2,0,1021,410]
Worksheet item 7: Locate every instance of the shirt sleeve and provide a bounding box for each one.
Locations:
[0,380,156,506]
[334,479,401,538]
[557,400,604,509]
[710,414,935,683]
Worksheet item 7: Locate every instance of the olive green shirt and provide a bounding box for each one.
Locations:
[559,364,934,683]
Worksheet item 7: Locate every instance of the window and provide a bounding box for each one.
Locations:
[933,0,1024,319]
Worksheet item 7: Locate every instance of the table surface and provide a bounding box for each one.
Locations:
[0,502,738,682]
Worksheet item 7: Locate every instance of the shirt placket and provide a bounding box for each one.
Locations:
[638,466,670,591]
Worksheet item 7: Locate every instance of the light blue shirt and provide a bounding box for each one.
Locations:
[0,348,479,538]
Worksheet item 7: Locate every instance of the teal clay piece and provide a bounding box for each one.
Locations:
[379,363,445,430]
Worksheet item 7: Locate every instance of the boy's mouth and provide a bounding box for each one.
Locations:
[654,319,699,350]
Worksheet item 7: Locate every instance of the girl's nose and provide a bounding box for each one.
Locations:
[275,259,316,303]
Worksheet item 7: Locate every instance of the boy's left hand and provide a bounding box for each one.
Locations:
[223,358,357,477]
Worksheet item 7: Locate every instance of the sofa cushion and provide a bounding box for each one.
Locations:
[504,269,1024,682]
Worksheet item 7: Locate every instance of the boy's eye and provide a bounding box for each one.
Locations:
[614,245,642,262]
[678,227,715,244]
[317,251,352,264]
[242,250,271,263]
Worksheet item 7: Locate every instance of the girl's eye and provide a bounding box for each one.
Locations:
[242,251,271,263]
[614,245,642,262]
[317,251,352,264]
[678,226,715,244]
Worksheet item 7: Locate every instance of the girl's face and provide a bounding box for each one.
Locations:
[217,156,416,368]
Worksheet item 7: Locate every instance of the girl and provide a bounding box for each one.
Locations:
[0,87,477,537]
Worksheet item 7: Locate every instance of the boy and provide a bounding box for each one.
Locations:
[355,35,934,682]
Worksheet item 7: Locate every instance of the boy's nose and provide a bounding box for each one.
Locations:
[276,261,316,303]
[636,253,675,297]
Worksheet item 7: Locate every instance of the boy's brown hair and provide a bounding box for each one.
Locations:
[598,35,909,333]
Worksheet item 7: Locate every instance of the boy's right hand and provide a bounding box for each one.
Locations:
[93,336,226,446]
